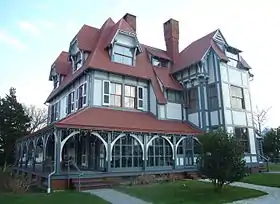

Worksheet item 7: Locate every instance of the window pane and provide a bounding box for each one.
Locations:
[125,85,130,96]
[115,95,121,107]
[168,91,176,102]
[116,84,122,95]
[231,86,242,98]
[111,83,116,94]
[138,100,143,108]
[130,86,135,97]
[138,87,143,99]
[104,95,109,104]
[231,97,242,109]
[104,82,109,94]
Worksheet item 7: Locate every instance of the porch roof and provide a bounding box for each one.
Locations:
[56,107,202,135]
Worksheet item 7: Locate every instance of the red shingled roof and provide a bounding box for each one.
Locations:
[172,30,228,73]
[153,67,182,91]
[56,107,201,135]
[45,16,237,104]
[54,51,71,76]
[76,25,99,51]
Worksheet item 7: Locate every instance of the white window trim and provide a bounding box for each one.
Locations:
[103,80,110,106]
[82,82,87,107]
[137,86,144,110]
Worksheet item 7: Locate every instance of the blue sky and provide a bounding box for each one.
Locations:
[0,0,279,127]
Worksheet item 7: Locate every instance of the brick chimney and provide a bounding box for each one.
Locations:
[123,13,136,31]
[163,19,179,61]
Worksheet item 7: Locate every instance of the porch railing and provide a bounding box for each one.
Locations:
[258,154,269,172]
[65,159,84,192]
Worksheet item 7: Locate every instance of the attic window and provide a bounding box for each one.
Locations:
[112,44,135,66]
[151,56,168,67]
[71,51,83,72]
[214,32,225,44]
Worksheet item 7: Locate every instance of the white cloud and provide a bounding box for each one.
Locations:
[19,21,40,36]
[0,30,26,51]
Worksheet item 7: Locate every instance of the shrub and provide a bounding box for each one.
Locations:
[197,129,246,192]
[0,168,30,194]
[132,174,156,185]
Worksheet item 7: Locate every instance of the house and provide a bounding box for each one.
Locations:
[15,13,261,190]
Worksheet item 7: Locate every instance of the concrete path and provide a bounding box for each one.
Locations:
[84,188,151,204]
[229,182,280,204]
[199,179,280,204]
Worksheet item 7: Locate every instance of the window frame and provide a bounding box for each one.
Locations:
[230,85,245,109]
[110,82,122,107]
[167,90,183,104]
[112,43,135,66]
[137,86,144,110]
[188,87,198,113]
[208,83,218,109]
[103,80,110,106]
[124,84,136,109]
[234,127,250,153]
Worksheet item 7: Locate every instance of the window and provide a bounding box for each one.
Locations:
[167,90,182,103]
[231,85,245,109]
[151,56,168,67]
[77,83,87,109]
[71,51,83,72]
[110,83,122,107]
[53,75,59,89]
[137,86,144,109]
[112,44,134,66]
[50,102,59,123]
[124,85,136,108]
[226,50,239,68]
[188,88,198,112]
[147,137,173,167]
[208,84,218,109]
[67,91,75,114]
[103,80,110,105]
[234,127,250,153]
[111,135,143,168]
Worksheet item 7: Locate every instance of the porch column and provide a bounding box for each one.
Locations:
[25,143,29,168]
[32,140,36,172]
[173,136,177,169]
[143,135,147,171]
[106,132,111,172]
[55,129,62,174]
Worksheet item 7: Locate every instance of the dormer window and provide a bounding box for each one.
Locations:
[112,44,135,66]
[71,51,83,72]
[151,56,168,67]
[53,74,59,89]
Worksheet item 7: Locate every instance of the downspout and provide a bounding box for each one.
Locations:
[47,130,57,194]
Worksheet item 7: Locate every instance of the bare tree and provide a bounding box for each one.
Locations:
[23,104,48,133]
[253,105,271,135]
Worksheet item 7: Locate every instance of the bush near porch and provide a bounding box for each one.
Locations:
[116,180,266,204]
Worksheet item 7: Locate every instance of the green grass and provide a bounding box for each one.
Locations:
[0,191,109,204]
[243,173,280,187]
[116,180,266,204]
[268,163,280,171]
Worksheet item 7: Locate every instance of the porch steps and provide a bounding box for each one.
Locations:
[72,178,119,191]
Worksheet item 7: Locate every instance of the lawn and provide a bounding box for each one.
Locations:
[116,180,266,204]
[0,191,109,204]
[268,163,280,171]
[243,173,280,188]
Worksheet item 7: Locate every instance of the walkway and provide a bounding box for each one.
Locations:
[84,189,151,204]
[229,182,280,204]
